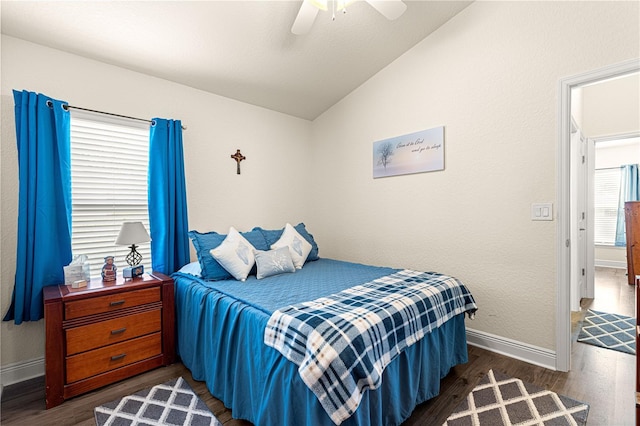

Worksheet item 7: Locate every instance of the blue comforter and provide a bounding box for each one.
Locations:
[173,259,472,426]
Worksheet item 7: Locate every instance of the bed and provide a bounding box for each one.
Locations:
[173,224,477,426]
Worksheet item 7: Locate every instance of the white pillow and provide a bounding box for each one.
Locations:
[270,223,312,269]
[254,247,296,279]
[210,227,256,281]
[178,261,202,277]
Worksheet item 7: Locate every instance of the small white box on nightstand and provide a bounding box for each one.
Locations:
[71,279,87,289]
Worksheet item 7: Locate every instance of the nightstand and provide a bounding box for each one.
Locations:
[44,272,175,409]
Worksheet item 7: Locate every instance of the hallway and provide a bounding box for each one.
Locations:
[569,266,635,425]
[582,267,635,318]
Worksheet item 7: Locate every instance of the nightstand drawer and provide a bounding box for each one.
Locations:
[64,287,161,320]
[66,309,162,355]
[65,332,162,383]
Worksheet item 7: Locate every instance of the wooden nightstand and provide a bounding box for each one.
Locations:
[43,272,175,409]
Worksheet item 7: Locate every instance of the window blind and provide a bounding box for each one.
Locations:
[70,110,151,278]
[594,168,621,245]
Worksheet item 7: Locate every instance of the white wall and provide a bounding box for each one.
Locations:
[309,1,639,351]
[582,74,640,139]
[595,139,640,169]
[0,36,312,379]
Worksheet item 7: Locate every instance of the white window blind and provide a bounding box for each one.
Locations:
[70,110,151,278]
[594,168,621,245]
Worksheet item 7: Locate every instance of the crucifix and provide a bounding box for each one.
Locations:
[230,149,246,175]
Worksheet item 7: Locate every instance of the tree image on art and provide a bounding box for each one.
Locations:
[377,142,394,170]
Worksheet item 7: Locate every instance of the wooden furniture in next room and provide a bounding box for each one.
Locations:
[44,272,175,409]
[625,202,640,425]
[636,275,640,426]
[624,201,640,285]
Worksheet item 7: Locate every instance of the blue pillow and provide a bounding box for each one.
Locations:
[252,222,319,262]
[254,247,296,279]
[188,229,269,281]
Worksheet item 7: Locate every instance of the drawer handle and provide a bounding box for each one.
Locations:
[109,300,125,307]
[110,353,126,361]
[111,327,127,335]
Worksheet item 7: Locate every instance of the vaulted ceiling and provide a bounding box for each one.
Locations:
[1,1,472,120]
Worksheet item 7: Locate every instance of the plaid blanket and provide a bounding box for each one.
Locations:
[264,269,477,425]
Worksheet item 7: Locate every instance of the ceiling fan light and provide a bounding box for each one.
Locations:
[336,0,356,10]
[307,0,328,11]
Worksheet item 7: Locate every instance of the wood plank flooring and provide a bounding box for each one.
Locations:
[2,267,635,425]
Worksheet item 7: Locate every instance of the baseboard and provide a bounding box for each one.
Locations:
[594,259,627,269]
[1,357,44,388]
[466,328,557,370]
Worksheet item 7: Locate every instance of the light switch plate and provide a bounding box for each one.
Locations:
[531,203,553,221]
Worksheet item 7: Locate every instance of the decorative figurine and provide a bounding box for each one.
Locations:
[101,256,117,281]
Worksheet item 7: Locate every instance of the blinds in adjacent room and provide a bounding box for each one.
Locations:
[70,110,151,278]
[594,167,621,245]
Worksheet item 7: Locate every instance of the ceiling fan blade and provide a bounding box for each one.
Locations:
[365,0,407,21]
[291,1,320,35]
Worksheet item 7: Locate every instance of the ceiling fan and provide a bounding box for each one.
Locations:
[291,0,408,35]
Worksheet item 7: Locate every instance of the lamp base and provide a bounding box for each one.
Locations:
[125,244,143,266]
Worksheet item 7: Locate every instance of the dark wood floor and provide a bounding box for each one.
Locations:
[1,267,635,425]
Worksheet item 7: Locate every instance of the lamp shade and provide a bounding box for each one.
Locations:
[115,221,150,246]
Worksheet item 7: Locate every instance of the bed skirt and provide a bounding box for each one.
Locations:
[174,275,469,426]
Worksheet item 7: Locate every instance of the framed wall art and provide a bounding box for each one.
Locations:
[373,126,444,178]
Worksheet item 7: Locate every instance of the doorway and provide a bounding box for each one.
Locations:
[557,59,639,372]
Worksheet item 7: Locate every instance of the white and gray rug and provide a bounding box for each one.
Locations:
[94,376,221,426]
[577,309,635,355]
[443,369,589,426]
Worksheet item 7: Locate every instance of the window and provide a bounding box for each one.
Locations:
[593,167,621,245]
[70,110,151,277]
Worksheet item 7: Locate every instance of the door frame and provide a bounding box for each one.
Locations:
[569,120,588,311]
[556,58,639,372]
[586,135,595,299]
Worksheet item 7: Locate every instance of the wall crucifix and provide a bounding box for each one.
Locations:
[230,149,246,175]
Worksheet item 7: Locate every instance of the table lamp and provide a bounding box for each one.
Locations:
[115,221,150,266]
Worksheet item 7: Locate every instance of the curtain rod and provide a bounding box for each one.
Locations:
[48,102,187,130]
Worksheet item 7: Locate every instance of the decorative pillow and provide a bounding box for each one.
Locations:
[209,227,256,281]
[177,261,202,277]
[188,230,228,280]
[254,247,296,279]
[270,223,312,269]
[189,229,269,281]
[253,222,319,262]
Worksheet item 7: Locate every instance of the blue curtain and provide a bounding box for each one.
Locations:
[148,118,190,275]
[4,90,72,324]
[615,164,640,247]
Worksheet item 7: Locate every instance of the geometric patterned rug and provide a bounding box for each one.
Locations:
[577,309,636,355]
[442,369,590,426]
[94,377,222,426]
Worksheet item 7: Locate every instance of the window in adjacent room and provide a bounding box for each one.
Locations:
[593,167,621,245]
[593,137,640,246]
[69,110,151,277]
